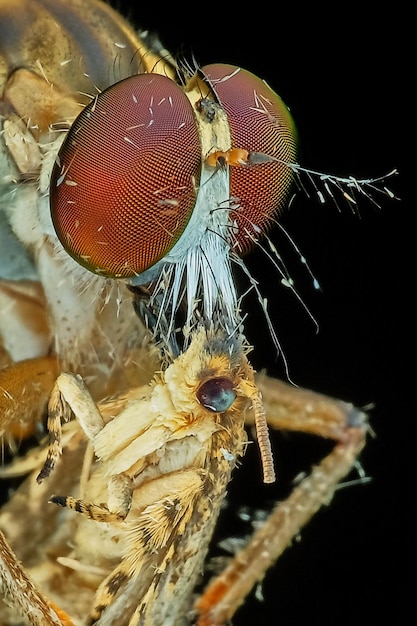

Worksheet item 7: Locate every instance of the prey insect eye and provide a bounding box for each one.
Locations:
[50,73,201,277]
[197,377,236,412]
[201,64,297,254]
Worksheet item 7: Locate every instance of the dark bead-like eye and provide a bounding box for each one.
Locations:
[197,377,236,412]
[50,73,201,277]
[201,64,297,254]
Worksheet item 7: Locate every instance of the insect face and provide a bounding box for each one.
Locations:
[48,63,296,340]
[48,62,299,360]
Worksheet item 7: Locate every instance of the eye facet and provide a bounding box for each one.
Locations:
[201,64,297,255]
[50,73,201,277]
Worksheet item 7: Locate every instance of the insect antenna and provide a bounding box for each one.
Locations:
[249,151,399,215]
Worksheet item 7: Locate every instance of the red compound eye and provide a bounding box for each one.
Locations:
[201,64,297,254]
[50,73,201,277]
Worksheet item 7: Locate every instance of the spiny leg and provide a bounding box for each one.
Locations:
[195,379,368,625]
[37,373,136,554]
[50,472,134,523]
[37,372,105,482]
[0,529,74,626]
[87,469,206,625]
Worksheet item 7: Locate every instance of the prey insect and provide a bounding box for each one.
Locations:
[0,1,396,625]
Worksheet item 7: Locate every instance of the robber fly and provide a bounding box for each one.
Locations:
[0,1,396,625]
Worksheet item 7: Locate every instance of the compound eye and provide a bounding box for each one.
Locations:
[197,377,236,412]
[50,73,201,277]
[201,64,297,255]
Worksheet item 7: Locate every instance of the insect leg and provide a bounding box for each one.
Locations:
[50,472,133,523]
[195,378,368,625]
[0,529,73,626]
[37,372,104,482]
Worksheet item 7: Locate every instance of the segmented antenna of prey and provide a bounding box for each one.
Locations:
[251,391,275,484]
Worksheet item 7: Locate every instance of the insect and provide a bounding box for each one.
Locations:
[0,1,397,625]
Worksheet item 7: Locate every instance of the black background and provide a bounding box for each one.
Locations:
[116,3,409,625]
[2,2,409,624]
